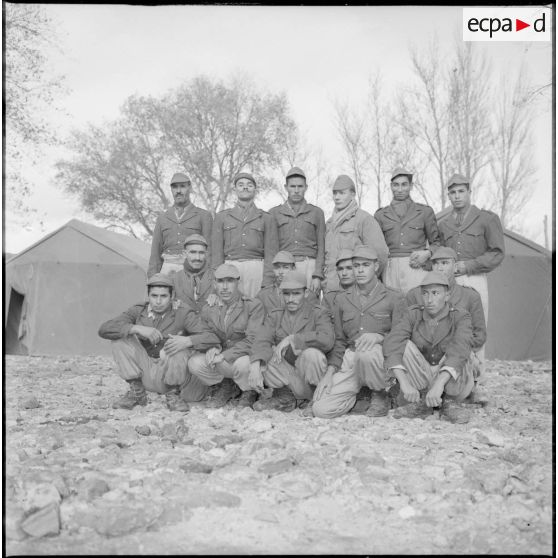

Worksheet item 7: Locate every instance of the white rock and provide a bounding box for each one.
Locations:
[398,505,416,519]
[475,430,505,447]
[250,420,273,433]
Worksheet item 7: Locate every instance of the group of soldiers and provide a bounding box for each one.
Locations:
[99,166,505,423]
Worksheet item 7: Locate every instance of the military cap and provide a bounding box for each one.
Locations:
[279,271,307,290]
[431,246,458,261]
[214,263,241,280]
[286,166,306,179]
[419,271,449,287]
[336,249,354,266]
[183,233,208,248]
[170,172,190,185]
[272,250,296,265]
[233,172,256,186]
[391,167,413,181]
[447,173,470,189]
[147,273,174,288]
[331,174,355,191]
[352,244,378,261]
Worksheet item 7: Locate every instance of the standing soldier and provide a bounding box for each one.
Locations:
[269,166,325,294]
[324,174,388,293]
[310,246,406,419]
[172,234,215,314]
[148,172,213,277]
[437,173,505,375]
[248,271,334,412]
[98,273,220,412]
[187,264,265,409]
[212,172,278,298]
[375,168,440,293]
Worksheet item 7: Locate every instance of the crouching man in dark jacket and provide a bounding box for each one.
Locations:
[383,271,475,423]
[98,273,220,412]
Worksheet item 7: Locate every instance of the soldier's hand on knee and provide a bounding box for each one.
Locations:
[355,333,383,352]
[164,334,192,356]
[273,336,293,363]
[132,325,163,345]
[401,383,420,403]
[425,384,444,407]
[205,346,222,365]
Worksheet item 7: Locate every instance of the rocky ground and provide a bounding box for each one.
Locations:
[4,355,554,555]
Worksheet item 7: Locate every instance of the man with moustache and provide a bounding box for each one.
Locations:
[323,174,388,293]
[148,172,213,277]
[269,166,325,294]
[309,245,406,419]
[212,172,278,297]
[375,168,440,293]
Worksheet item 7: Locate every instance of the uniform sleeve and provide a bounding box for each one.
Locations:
[147,216,164,278]
[383,308,415,369]
[424,206,441,252]
[361,214,389,276]
[313,208,326,279]
[468,290,487,350]
[262,213,279,288]
[292,307,335,353]
[465,213,505,274]
[443,311,474,372]
[211,212,225,270]
[222,299,266,363]
[250,313,278,364]
[327,302,350,370]
[98,304,143,340]
[182,309,221,350]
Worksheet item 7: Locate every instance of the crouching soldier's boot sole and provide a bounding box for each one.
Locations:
[366,390,390,417]
[440,395,471,424]
[112,379,148,410]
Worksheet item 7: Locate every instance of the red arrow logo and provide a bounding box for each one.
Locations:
[516,18,530,31]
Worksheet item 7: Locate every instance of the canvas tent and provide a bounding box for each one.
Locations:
[5,219,151,356]
[436,208,552,361]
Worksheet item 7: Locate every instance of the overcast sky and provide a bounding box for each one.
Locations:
[4,4,553,253]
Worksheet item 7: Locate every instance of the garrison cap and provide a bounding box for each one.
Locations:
[272,250,296,265]
[391,167,413,181]
[170,172,191,185]
[279,271,307,290]
[233,172,256,186]
[147,273,174,288]
[352,244,378,261]
[420,271,449,287]
[331,174,355,191]
[286,166,306,179]
[431,246,458,261]
[336,249,354,266]
[214,263,241,280]
[447,173,470,189]
[183,233,208,248]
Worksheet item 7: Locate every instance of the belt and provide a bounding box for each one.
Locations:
[226,258,264,262]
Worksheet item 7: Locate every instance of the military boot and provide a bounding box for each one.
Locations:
[366,390,390,417]
[393,389,433,419]
[112,379,148,410]
[204,378,241,409]
[232,390,258,409]
[463,382,489,407]
[253,386,297,412]
[165,387,190,413]
[349,386,372,415]
[440,395,471,424]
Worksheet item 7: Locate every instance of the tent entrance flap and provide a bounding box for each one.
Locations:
[6,288,28,355]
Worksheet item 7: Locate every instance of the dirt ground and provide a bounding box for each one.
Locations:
[4,354,554,555]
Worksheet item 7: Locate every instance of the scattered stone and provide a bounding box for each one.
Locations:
[179,459,213,474]
[172,487,241,509]
[350,452,386,470]
[398,505,416,519]
[5,504,27,541]
[474,429,505,447]
[135,425,151,436]
[79,478,110,501]
[254,511,279,523]
[23,482,62,510]
[21,396,40,410]
[21,503,60,537]
[250,420,273,433]
[211,434,243,447]
[87,504,162,536]
[259,457,296,476]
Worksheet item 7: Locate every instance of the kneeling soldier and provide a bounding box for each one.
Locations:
[98,273,221,412]
[383,271,475,423]
[310,245,406,419]
[248,271,334,412]
[187,264,265,408]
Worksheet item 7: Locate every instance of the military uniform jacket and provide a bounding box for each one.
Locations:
[199,295,265,363]
[148,205,213,277]
[328,282,406,369]
[172,265,215,314]
[374,199,440,257]
[383,304,473,374]
[256,284,318,318]
[98,301,220,358]
[212,203,278,286]
[325,207,389,277]
[406,279,486,350]
[250,301,335,364]
[269,201,326,279]
[438,205,505,274]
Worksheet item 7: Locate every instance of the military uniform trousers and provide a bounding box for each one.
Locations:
[382,256,428,294]
[225,259,264,298]
[293,257,317,289]
[312,345,386,419]
[455,272,488,375]
[187,353,252,391]
[111,336,209,401]
[263,348,328,400]
[160,252,187,275]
